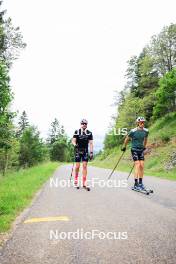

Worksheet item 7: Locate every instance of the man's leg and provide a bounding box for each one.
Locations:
[138,160,144,185]
[134,160,140,186]
[75,162,80,185]
[131,150,140,186]
[82,161,88,186]
[138,149,145,187]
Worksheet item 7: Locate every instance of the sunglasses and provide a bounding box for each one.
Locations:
[139,121,144,124]
[81,123,87,125]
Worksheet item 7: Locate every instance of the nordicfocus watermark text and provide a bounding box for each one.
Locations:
[50,229,128,240]
[50,178,128,189]
[73,128,128,136]
[107,128,128,136]
[38,127,128,137]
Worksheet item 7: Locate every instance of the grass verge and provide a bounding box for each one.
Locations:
[0,162,59,233]
[91,143,176,181]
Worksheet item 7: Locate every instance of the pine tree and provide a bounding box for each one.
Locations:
[16,110,29,137]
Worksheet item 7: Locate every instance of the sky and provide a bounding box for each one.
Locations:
[3,0,176,150]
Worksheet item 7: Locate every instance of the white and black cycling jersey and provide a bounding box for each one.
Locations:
[73,129,93,151]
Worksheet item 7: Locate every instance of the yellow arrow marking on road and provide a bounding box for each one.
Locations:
[24,216,70,224]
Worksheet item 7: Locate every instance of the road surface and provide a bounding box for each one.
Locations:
[0,165,176,264]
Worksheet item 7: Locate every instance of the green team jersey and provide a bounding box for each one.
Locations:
[128,127,149,151]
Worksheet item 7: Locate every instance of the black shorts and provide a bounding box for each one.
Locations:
[75,149,89,162]
[131,149,144,161]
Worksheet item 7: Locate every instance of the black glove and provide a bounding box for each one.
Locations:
[89,152,93,160]
[121,146,126,152]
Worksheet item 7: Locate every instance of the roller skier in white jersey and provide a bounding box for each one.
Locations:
[72,119,93,191]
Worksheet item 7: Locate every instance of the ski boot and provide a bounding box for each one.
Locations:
[133,182,140,191]
[138,183,146,191]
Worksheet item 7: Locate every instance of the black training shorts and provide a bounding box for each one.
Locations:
[131,149,144,161]
[75,149,89,162]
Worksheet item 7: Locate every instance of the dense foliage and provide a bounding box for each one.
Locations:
[104,23,176,151]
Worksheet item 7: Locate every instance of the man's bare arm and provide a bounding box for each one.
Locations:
[72,138,77,147]
[89,140,93,153]
[144,137,148,148]
[123,135,130,147]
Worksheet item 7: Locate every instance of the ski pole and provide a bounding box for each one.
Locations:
[107,151,125,180]
[70,161,74,182]
[70,146,77,182]
[126,163,135,180]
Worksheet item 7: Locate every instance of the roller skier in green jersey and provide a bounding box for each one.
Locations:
[121,117,149,191]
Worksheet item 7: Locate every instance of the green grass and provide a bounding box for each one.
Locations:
[92,145,176,180]
[0,162,59,232]
[92,113,176,181]
[149,112,176,142]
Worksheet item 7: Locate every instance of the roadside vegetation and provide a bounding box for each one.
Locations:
[0,2,73,177]
[92,113,176,180]
[93,24,176,179]
[0,162,59,232]
[0,2,68,236]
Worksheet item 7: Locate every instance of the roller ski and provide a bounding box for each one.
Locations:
[132,183,153,195]
[131,185,150,195]
[74,182,80,190]
[83,185,91,191]
[138,183,153,194]
[142,187,153,193]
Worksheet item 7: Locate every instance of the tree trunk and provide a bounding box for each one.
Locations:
[2,150,9,176]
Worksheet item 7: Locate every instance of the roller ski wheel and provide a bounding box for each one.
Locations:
[141,185,153,194]
[83,186,91,191]
[146,188,153,193]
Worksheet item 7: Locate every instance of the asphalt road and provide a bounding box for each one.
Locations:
[0,165,176,264]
